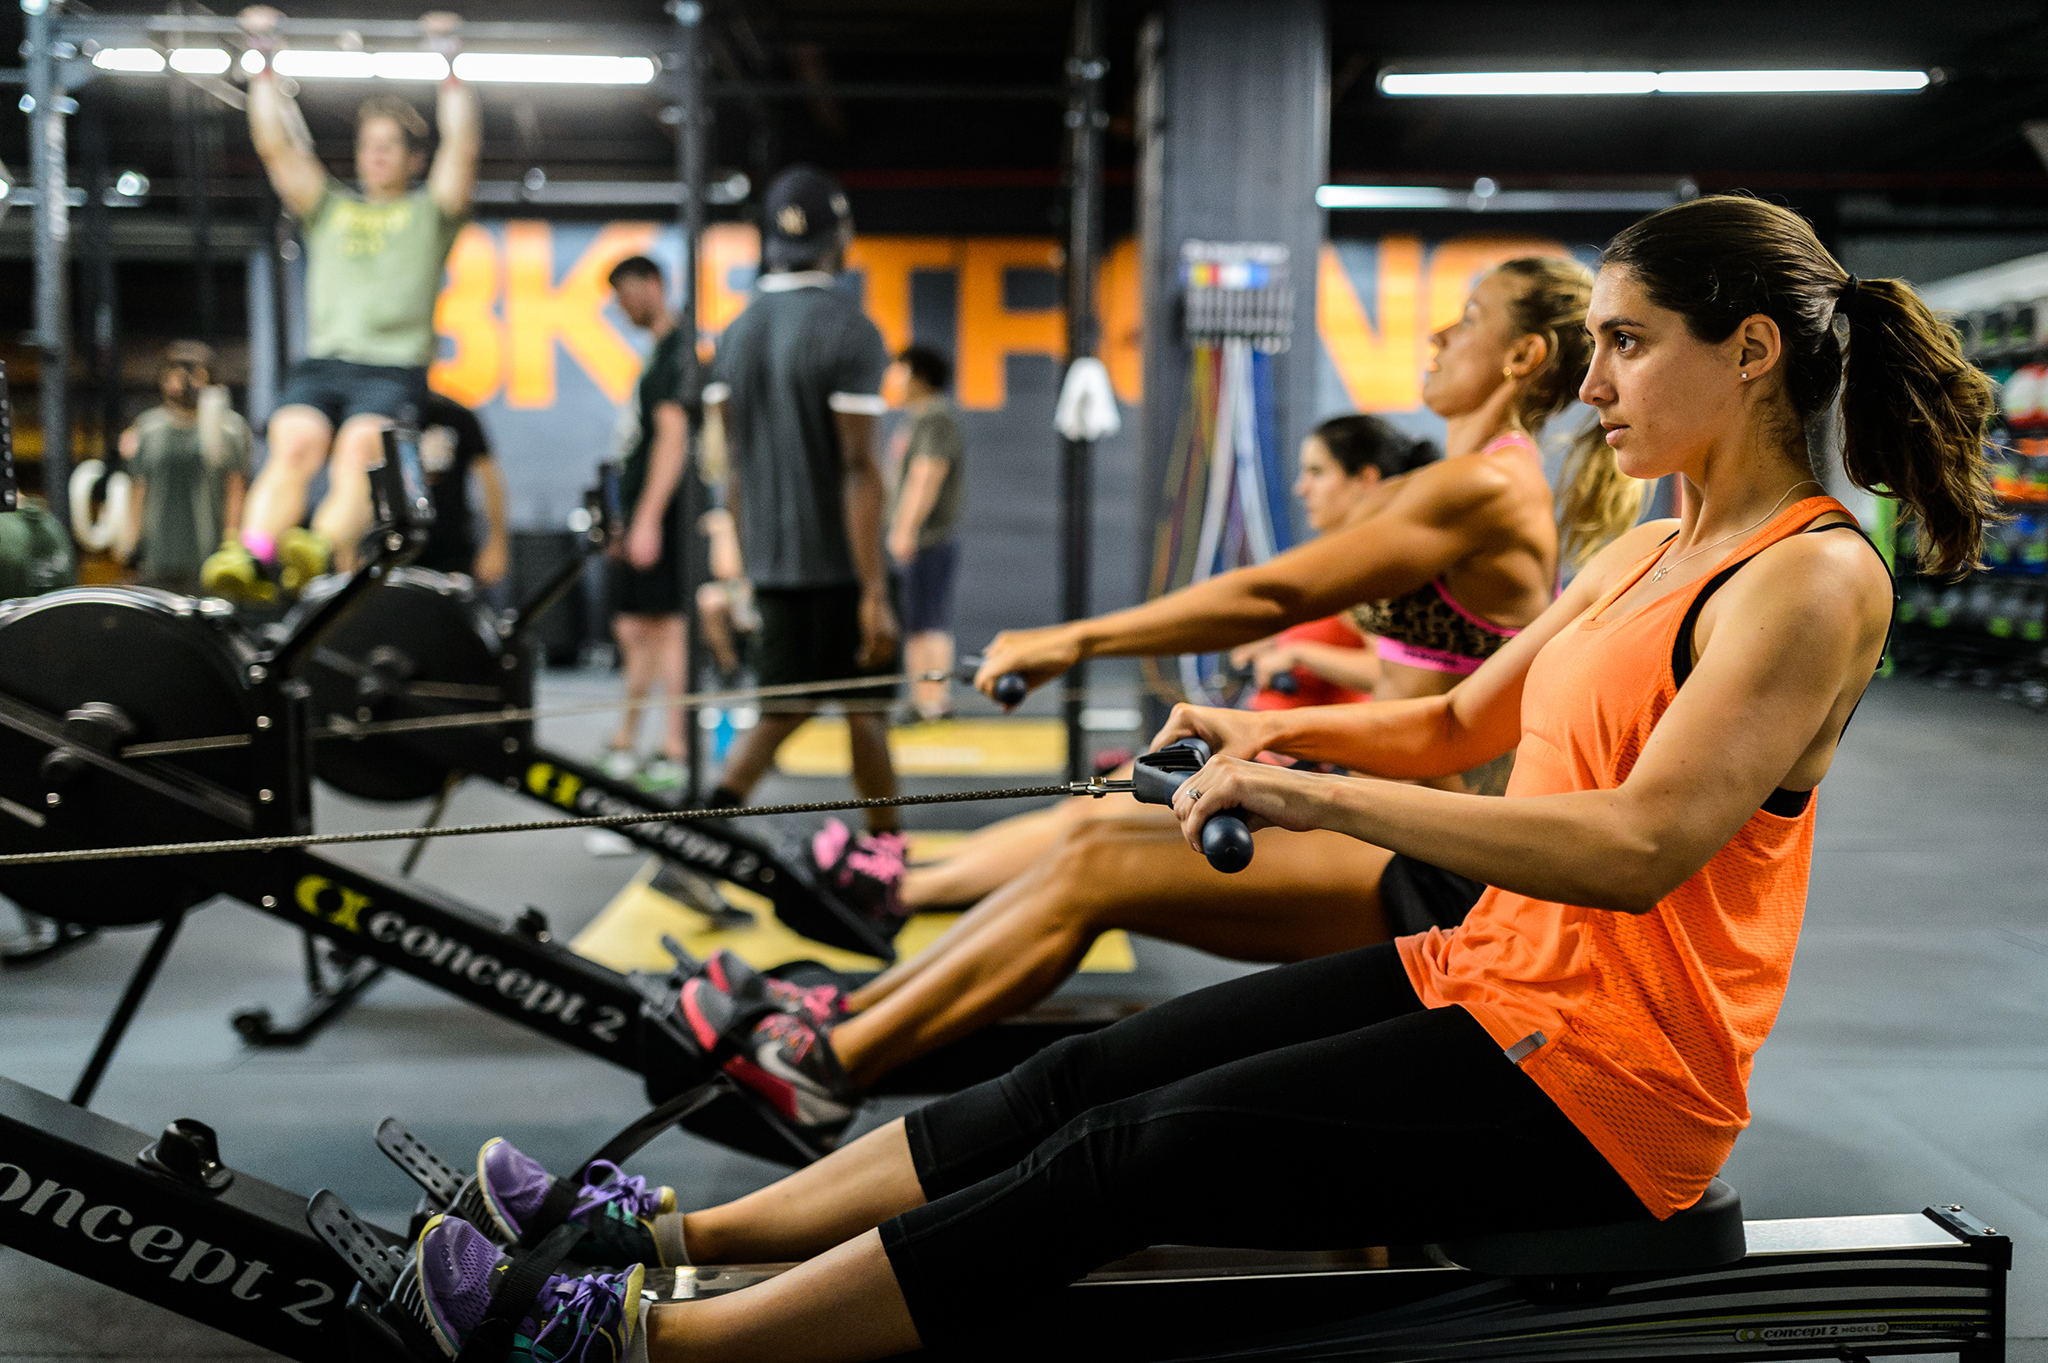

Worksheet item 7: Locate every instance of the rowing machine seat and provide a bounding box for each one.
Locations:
[1439,1177,1745,1277]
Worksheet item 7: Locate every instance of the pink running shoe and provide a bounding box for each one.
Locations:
[811,818,908,930]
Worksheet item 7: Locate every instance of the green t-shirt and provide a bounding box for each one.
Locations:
[303,182,464,368]
[614,327,686,516]
[131,404,253,587]
[889,398,966,551]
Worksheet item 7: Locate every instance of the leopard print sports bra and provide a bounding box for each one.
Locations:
[1346,431,1538,676]
[1349,579,1517,676]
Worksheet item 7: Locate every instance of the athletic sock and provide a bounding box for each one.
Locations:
[240,529,276,564]
[653,1210,691,1267]
[626,1299,654,1363]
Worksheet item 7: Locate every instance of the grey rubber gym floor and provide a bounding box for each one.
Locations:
[3,671,2045,1361]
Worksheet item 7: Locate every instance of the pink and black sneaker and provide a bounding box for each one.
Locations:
[811,818,909,931]
[697,949,847,1031]
[679,959,856,1145]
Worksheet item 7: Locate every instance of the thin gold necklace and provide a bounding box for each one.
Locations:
[1647,480,1821,584]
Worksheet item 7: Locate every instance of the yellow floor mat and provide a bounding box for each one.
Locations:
[774,717,1066,777]
[571,860,1134,975]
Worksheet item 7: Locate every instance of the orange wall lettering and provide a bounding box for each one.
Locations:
[1098,238,1143,403]
[505,220,659,409]
[956,238,1067,410]
[1424,235,1575,332]
[431,224,502,409]
[846,237,960,357]
[1319,238,1423,412]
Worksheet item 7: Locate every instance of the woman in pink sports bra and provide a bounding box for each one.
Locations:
[684,259,1653,1120]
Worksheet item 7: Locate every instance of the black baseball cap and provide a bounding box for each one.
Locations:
[761,164,852,270]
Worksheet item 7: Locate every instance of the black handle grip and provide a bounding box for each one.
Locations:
[956,657,1029,708]
[1268,670,1299,696]
[1129,738,1255,873]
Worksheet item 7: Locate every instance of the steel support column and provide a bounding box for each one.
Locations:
[1060,0,1106,783]
[26,0,74,508]
[672,0,708,802]
[1136,0,1327,730]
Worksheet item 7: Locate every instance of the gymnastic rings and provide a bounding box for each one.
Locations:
[69,461,135,561]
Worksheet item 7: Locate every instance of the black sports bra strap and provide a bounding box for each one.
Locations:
[1669,519,1894,819]
[1671,520,1889,688]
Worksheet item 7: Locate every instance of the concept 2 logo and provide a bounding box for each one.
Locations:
[0,1156,338,1330]
[286,873,628,1046]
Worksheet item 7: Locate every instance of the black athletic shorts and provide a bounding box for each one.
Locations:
[754,582,900,707]
[899,539,960,635]
[274,357,429,428]
[1377,853,1487,936]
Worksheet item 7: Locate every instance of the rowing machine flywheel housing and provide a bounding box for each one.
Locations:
[0,588,307,925]
[287,568,535,802]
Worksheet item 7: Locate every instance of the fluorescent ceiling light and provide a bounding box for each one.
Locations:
[272,49,376,79]
[241,48,264,74]
[372,51,450,81]
[1381,71,1656,96]
[1318,182,1686,213]
[451,52,656,85]
[168,48,231,75]
[1654,69,1928,93]
[92,47,167,73]
[1316,185,1461,209]
[1379,68,1929,97]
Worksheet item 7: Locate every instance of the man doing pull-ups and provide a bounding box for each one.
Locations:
[204,6,480,599]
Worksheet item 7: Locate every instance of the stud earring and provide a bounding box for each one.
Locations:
[1502,365,1515,379]
[1740,371,1749,380]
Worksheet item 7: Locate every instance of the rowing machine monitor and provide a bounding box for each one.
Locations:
[1130,738,1255,873]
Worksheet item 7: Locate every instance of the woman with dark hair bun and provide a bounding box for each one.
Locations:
[1233,414,1442,707]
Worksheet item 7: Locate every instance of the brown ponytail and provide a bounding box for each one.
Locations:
[1837,278,1997,577]
[1604,195,1995,578]
[1494,256,1648,565]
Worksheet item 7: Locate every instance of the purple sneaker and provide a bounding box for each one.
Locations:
[396,1213,642,1363]
[465,1138,675,1268]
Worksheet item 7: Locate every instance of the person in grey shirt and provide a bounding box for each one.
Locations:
[887,345,967,722]
[701,165,905,919]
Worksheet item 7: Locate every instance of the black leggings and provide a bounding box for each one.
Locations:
[879,944,1648,1352]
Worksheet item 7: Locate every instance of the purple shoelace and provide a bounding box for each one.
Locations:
[528,1272,627,1360]
[569,1161,664,1222]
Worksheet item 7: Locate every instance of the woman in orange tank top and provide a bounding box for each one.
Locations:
[397,200,1992,1363]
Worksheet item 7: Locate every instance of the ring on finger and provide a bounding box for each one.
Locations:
[1185,788,1200,802]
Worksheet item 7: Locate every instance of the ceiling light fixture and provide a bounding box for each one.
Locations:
[451,53,656,85]
[167,48,232,75]
[1378,69,1930,97]
[1316,180,1693,213]
[91,47,167,73]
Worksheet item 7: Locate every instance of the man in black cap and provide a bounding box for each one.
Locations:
[701,166,905,937]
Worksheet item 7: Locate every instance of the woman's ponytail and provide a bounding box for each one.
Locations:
[1555,421,1647,568]
[1838,277,1996,579]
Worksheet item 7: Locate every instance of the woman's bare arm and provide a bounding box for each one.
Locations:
[1169,529,1890,913]
[974,456,1519,697]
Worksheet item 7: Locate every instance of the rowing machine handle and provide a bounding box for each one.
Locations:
[1129,738,1255,873]
[956,657,1029,709]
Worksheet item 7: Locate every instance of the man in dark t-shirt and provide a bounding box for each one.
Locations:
[602,254,693,794]
[414,392,508,584]
[703,167,904,852]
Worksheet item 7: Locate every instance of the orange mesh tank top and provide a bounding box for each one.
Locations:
[1398,495,1855,1219]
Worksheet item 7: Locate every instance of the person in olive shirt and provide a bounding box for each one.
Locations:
[122,342,254,595]
[204,4,479,598]
[602,255,693,794]
[415,391,508,586]
[887,344,967,722]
